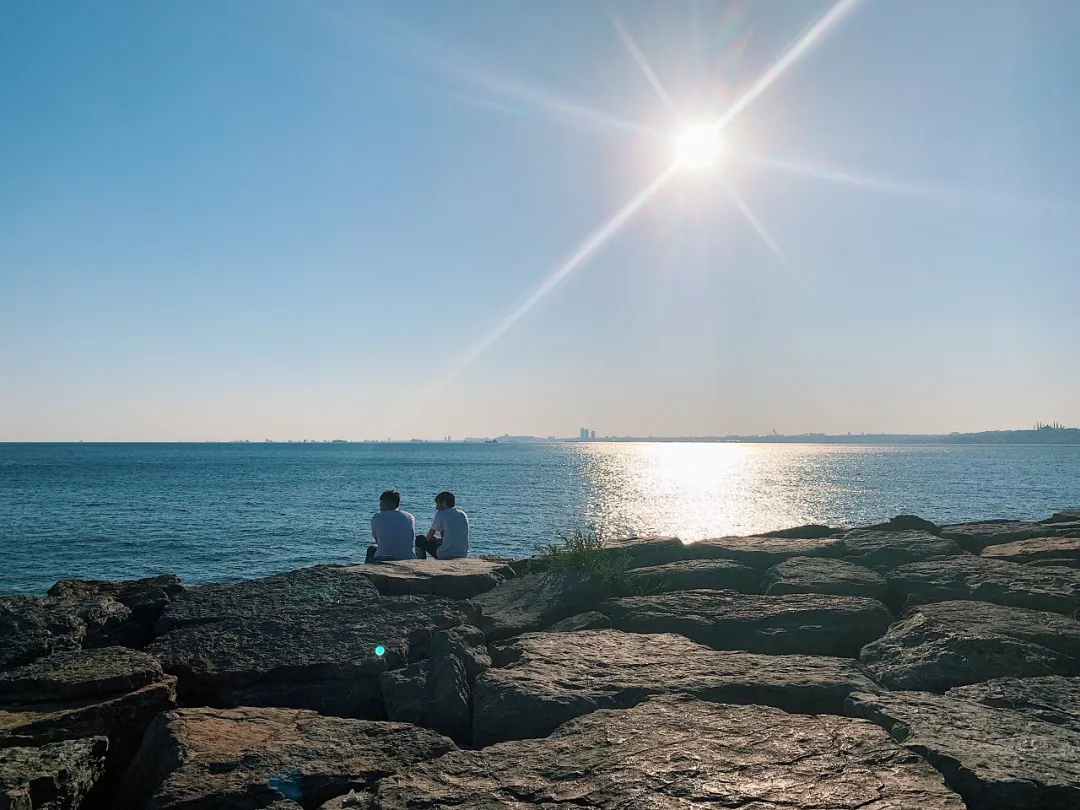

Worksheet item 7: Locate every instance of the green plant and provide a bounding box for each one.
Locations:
[539,528,632,591]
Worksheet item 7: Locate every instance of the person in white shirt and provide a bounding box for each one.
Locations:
[415,491,469,560]
[366,489,417,563]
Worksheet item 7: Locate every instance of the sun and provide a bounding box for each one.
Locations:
[675,123,723,170]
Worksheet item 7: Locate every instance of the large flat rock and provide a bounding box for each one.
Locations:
[859,600,1080,691]
[601,589,892,657]
[472,573,603,641]
[840,529,966,573]
[618,558,761,595]
[337,558,514,600]
[846,689,1080,810]
[380,696,964,809]
[116,707,454,810]
[887,555,1080,614]
[0,737,108,810]
[981,536,1080,568]
[597,536,687,569]
[687,535,844,568]
[948,675,1080,732]
[940,520,1055,552]
[763,556,887,599]
[473,629,881,745]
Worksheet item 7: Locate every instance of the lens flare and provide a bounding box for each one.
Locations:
[676,124,723,170]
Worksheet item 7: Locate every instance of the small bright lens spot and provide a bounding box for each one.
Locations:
[675,124,722,170]
[374,645,386,657]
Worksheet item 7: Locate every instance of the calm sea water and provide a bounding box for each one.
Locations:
[1,442,1078,595]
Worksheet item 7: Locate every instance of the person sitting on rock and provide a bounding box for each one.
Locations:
[366,489,417,563]
[414,490,470,560]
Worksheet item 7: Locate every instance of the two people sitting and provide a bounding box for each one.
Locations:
[366,488,469,563]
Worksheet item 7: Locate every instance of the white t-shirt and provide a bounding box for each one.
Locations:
[370,509,417,561]
[430,507,469,559]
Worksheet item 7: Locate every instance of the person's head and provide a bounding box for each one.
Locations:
[379,489,401,511]
[435,491,455,511]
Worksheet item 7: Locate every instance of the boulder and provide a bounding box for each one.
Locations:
[0,648,177,801]
[846,689,1080,810]
[472,573,603,641]
[472,629,881,745]
[948,675,1080,732]
[853,514,942,535]
[617,559,761,596]
[381,655,470,744]
[601,589,891,657]
[0,594,135,672]
[688,535,844,568]
[48,576,184,647]
[887,555,1080,614]
[763,556,887,599]
[381,696,964,809]
[115,707,454,810]
[840,529,965,574]
[596,536,687,569]
[981,536,1080,568]
[425,625,490,682]
[543,611,610,632]
[1045,507,1080,524]
[859,600,1080,692]
[762,523,838,539]
[940,520,1049,553]
[0,737,107,810]
[337,558,514,600]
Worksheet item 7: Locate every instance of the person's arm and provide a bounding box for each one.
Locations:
[370,515,378,542]
[426,512,442,541]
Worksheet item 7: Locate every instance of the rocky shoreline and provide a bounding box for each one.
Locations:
[3,509,1080,809]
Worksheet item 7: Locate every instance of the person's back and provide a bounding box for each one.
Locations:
[368,489,416,562]
[427,492,469,559]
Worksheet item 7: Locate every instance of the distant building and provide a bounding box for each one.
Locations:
[590,430,596,440]
[579,428,589,440]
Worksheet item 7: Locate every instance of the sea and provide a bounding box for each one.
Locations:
[1,441,1078,595]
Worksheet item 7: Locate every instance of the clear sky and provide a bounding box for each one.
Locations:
[2,0,1078,441]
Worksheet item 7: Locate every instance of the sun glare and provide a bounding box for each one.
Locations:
[675,124,722,170]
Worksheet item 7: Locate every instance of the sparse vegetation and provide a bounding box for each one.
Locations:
[536,528,633,591]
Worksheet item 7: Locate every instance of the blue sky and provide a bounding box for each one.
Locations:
[2,0,1078,440]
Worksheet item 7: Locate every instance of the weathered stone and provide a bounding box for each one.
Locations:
[1045,507,1080,524]
[601,589,891,657]
[846,689,1080,810]
[338,558,514,600]
[381,655,470,743]
[618,559,761,595]
[840,530,965,573]
[154,565,380,635]
[688,535,844,568]
[940,519,1049,552]
[763,556,887,599]
[426,625,489,681]
[472,573,603,641]
[597,536,687,569]
[0,738,107,810]
[48,575,184,642]
[382,696,964,809]
[762,523,838,539]
[543,611,610,632]
[473,629,881,745]
[0,648,177,802]
[116,707,454,810]
[888,555,1080,614]
[854,514,942,535]
[860,600,1080,692]
[0,594,136,673]
[981,536,1080,568]
[149,592,479,718]
[948,675,1080,732]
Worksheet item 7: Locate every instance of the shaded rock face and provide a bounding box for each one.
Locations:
[618,559,761,596]
[472,629,881,746]
[947,675,1080,732]
[846,689,1080,810]
[840,530,965,574]
[854,514,942,536]
[116,707,455,810]
[1046,508,1080,524]
[543,611,610,632]
[0,648,177,803]
[763,556,887,600]
[859,600,1080,692]
[381,655,470,744]
[337,558,514,601]
[0,596,135,675]
[761,523,837,539]
[48,576,184,646]
[940,520,1051,553]
[425,625,489,682]
[472,573,603,641]
[380,696,964,809]
[981,536,1080,568]
[0,737,108,810]
[887,555,1080,615]
[601,589,891,657]
[688,535,844,569]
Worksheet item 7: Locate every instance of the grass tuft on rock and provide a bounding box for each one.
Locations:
[537,529,637,592]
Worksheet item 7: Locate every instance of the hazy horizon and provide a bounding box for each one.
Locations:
[4,1,1079,442]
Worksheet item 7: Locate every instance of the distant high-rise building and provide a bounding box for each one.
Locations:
[590,430,596,440]
[579,428,588,440]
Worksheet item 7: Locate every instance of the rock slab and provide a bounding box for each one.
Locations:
[473,629,880,745]
[841,529,965,574]
[472,572,603,641]
[688,535,844,568]
[618,558,761,595]
[948,675,1080,732]
[981,536,1080,568]
[381,655,470,744]
[0,737,107,810]
[763,556,887,599]
[338,558,514,600]
[379,696,964,809]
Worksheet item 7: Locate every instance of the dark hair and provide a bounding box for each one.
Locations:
[380,489,401,508]
[435,491,455,508]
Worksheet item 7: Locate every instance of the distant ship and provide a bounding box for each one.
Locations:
[485,438,498,444]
